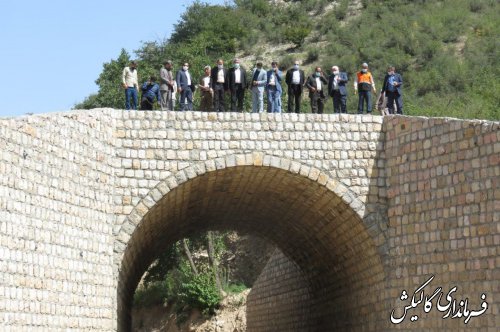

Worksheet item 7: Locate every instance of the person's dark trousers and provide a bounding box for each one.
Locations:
[199,92,213,112]
[213,83,225,112]
[125,87,138,110]
[179,88,193,111]
[310,91,325,114]
[140,97,153,110]
[386,91,403,114]
[287,84,302,113]
[357,90,372,114]
[332,91,347,113]
[230,84,245,112]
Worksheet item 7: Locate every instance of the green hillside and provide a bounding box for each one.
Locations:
[76,0,499,120]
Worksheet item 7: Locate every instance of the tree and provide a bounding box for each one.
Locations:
[74,49,132,109]
[207,231,223,295]
[182,239,199,276]
[170,1,246,55]
[283,24,312,48]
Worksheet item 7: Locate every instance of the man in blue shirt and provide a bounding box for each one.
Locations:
[381,66,403,114]
[140,76,161,110]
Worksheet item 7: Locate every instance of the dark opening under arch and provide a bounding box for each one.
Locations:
[116,162,386,331]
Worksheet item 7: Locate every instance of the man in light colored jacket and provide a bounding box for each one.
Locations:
[159,60,175,111]
[250,62,267,113]
[122,60,139,110]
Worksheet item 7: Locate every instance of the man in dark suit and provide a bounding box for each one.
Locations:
[306,66,328,114]
[328,65,349,113]
[210,59,228,112]
[226,58,247,112]
[381,66,403,114]
[176,62,196,111]
[285,60,305,113]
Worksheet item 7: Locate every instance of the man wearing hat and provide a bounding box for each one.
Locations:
[354,62,376,114]
[160,60,175,111]
[198,65,213,112]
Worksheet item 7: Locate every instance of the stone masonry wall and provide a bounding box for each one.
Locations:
[0,110,117,331]
[0,108,498,331]
[246,249,312,331]
[111,110,385,241]
[384,116,499,331]
[111,111,389,331]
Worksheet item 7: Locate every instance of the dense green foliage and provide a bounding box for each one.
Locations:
[178,265,222,314]
[317,0,499,119]
[133,232,244,323]
[76,0,498,120]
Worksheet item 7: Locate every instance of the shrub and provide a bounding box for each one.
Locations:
[280,54,296,71]
[163,260,222,316]
[469,0,484,12]
[305,48,320,64]
[334,0,349,20]
[224,283,248,294]
[179,268,221,315]
[133,281,168,308]
[283,24,312,48]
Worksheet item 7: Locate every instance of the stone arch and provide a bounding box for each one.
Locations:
[114,152,388,331]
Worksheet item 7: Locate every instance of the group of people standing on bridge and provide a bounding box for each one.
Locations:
[122,58,403,115]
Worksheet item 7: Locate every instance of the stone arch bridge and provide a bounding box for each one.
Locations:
[0,109,498,331]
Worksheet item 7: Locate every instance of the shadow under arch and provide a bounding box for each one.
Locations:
[114,153,387,331]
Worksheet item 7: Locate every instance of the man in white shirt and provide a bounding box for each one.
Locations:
[210,59,227,112]
[122,61,139,110]
[198,66,213,112]
[227,58,247,112]
[328,65,349,114]
[266,61,283,113]
[176,62,196,111]
[250,62,268,113]
[306,67,328,114]
[285,60,305,113]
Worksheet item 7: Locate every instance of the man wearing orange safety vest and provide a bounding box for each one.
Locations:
[354,62,376,114]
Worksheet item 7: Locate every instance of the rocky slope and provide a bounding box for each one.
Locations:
[132,290,249,332]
